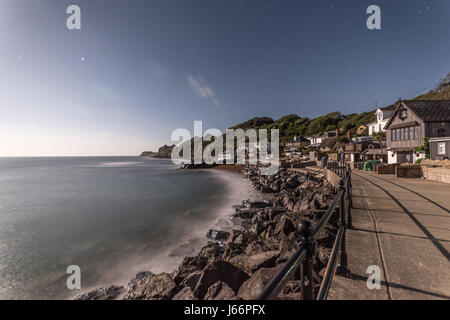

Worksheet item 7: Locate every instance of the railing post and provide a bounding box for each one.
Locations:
[298,220,315,300]
[337,179,349,277]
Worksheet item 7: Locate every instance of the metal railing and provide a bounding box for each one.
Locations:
[258,161,352,300]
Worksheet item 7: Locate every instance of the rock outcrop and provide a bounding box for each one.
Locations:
[123,272,176,300]
[140,145,175,159]
[75,285,124,300]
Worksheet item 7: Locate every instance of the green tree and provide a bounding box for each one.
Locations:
[373,131,386,141]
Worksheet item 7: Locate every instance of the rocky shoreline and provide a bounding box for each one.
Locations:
[76,165,337,300]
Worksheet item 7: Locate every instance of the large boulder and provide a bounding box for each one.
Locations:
[249,220,271,235]
[206,229,230,242]
[203,281,238,300]
[293,197,311,212]
[234,208,253,219]
[233,232,258,246]
[124,272,176,300]
[237,265,283,300]
[228,230,243,243]
[274,216,296,237]
[172,287,198,300]
[312,192,331,210]
[261,186,274,193]
[252,211,268,223]
[318,246,332,265]
[179,270,203,291]
[279,280,303,300]
[249,201,271,209]
[198,242,225,260]
[173,255,208,285]
[266,207,286,221]
[261,225,274,239]
[316,227,336,248]
[244,237,279,255]
[75,285,124,300]
[193,260,250,299]
[276,237,297,265]
[230,250,279,274]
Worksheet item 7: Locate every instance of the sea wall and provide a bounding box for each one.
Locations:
[421,166,450,184]
[324,168,341,189]
[376,164,398,174]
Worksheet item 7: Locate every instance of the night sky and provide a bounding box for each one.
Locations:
[1,0,449,156]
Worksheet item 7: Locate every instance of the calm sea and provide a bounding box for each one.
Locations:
[0,157,256,299]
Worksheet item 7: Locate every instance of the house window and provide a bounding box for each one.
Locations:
[438,128,446,137]
[400,128,404,140]
[409,127,414,140]
[438,143,446,155]
[399,109,407,119]
[415,126,419,140]
[396,129,400,141]
[391,130,395,141]
[405,127,409,140]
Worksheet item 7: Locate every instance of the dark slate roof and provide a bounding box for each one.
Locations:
[380,105,395,112]
[389,121,420,129]
[403,100,450,122]
[320,138,337,149]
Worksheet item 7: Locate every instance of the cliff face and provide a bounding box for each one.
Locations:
[140,145,175,159]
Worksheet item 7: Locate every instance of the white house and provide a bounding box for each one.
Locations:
[306,133,323,146]
[306,130,338,147]
[367,105,395,136]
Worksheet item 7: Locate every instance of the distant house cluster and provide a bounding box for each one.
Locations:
[282,99,450,164]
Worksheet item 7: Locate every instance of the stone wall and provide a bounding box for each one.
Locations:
[395,166,422,178]
[376,164,398,174]
[291,160,317,169]
[324,168,341,189]
[421,166,450,184]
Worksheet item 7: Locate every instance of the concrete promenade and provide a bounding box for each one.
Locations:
[328,170,450,300]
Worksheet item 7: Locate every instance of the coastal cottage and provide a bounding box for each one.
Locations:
[429,137,450,160]
[319,138,338,152]
[285,136,310,149]
[367,105,395,136]
[306,130,338,147]
[361,142,387,162]
[306,133,323,147]
[344,141,365,163]
[284,136,310,159]
[385,100,450,164]
[344,140,386,163]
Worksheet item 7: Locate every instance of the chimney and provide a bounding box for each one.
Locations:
[336,128,339,136]
[347,131,351,139]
